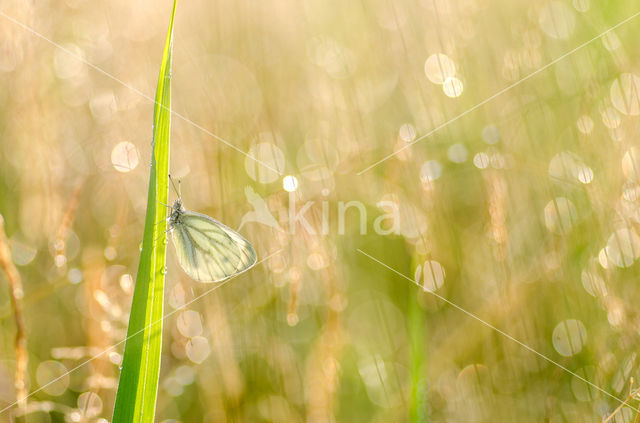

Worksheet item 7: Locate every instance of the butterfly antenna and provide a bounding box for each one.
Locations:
[168,174,181,198]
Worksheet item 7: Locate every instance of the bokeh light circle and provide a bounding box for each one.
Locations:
[610,73,640,116]
[111,141,140,173]
[424,53,456,84]
[576,115,594,134]
[77,392,103,417]
[36,360,70,396]
[186,336,211,364]
[420,160,442,183]
[282,175,299,192]
[415,260,445,292]
[177,310,203,338]
[481,125,500,144]
[544,197,577,234]
[399,124,416,142]
[552,319,587,357]
[622,148,640,182]
[442,77,464,98]
[245,141,286,184]
[605,228,640,268]
[447,143,468,163]
[539,2,576,39]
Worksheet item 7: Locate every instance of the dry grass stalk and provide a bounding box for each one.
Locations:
[0,215,28,410]
[53,181,84,267]
[603,378,640,423]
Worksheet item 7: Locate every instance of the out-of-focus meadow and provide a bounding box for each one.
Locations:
[1,0,640,421]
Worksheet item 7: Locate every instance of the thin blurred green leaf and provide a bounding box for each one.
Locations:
[112,1,176,421]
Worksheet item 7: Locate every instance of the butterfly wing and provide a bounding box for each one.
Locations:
[171,211,257,282]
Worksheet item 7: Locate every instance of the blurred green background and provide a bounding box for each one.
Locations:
[1,0,640,421]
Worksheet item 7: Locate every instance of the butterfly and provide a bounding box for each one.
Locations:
[166,178,257,283]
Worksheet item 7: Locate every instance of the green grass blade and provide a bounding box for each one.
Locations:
[112,1,177,421]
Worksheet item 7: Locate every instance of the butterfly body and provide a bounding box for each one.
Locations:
[168,198,257,283]
[168,198,186,226]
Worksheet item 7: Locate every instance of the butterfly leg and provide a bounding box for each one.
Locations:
[154,227,173,243]
[154,217,170,226]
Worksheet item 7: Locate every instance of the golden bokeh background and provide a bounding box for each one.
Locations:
[1,0,640,421]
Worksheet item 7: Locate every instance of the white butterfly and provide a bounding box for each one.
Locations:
[167,186,257,283]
